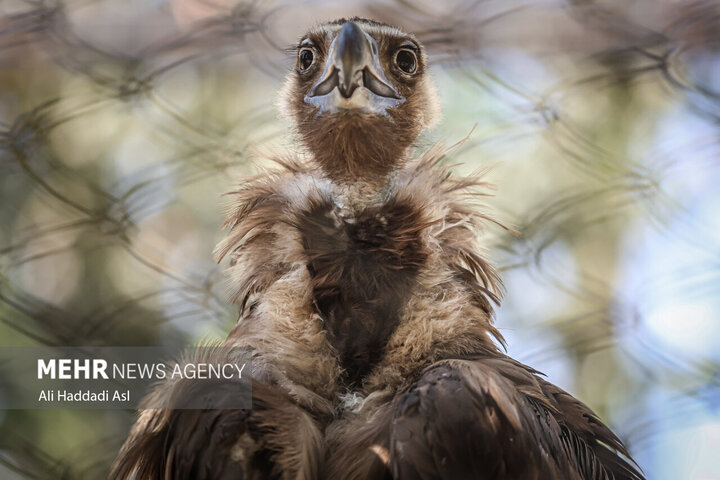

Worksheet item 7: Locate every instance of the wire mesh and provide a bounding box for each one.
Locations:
[1,0,719,478]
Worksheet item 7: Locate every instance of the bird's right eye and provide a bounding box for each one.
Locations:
[298,48,314,72]
[395,48,417,74]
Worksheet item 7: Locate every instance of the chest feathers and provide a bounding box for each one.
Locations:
[216,151,505,400]
[298,195,431,385]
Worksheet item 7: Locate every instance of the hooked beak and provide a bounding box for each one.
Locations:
[305,22,405,114]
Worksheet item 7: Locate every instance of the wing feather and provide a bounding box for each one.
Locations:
[389,357,645,480]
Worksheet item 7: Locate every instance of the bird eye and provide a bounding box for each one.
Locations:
[298,48,314,72]
[395,48,417,74]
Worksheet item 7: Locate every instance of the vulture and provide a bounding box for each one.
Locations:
[110,18,645,480]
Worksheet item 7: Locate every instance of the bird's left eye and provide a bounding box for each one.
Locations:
[298,48,314,72]
[395,48,417,74]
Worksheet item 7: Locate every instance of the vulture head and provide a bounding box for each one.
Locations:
[280,18,440,182]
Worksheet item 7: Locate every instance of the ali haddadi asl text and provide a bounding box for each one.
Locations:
[38,389,130,403]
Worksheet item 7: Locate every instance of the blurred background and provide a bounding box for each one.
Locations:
[1,0,719,478]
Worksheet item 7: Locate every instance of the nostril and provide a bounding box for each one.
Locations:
[311,69,339,97]
[363,69,400,99]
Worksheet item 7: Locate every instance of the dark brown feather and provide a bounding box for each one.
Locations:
[297,196,431,385]
[109,379,323,480]
[388,357,644,480]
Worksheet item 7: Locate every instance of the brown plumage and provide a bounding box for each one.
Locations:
[110,17,645,480]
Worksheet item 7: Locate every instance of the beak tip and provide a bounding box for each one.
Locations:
[337,83,355,99]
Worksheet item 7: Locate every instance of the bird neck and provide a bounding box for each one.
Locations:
[311,146,407,186]
[328,170,398,213]
[298,110,412,187]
